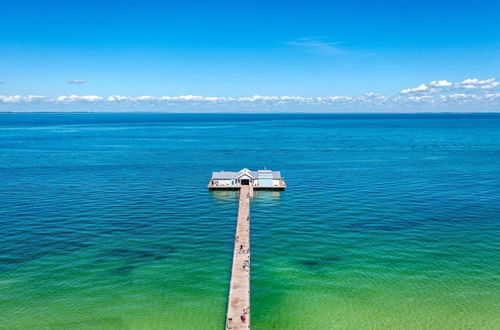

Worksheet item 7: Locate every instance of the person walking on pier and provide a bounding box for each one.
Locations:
[240,306,248,323]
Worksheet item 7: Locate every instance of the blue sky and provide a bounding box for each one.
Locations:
[0,0,499,111]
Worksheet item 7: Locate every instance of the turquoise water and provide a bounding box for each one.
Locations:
[0,114,499,329]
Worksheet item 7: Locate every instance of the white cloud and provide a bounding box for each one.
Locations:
[401,78,500,94]
[55,95,103,102]
[400,83,430,94]
[429,80,453,87]
[480,81,499,89]
[0,95,47,103]
[134,95,157,101]
[0,95,26,103]
[1,78,499,112]
[456,78,499,89]
[448,93,469,99]
[460,78,494,85]
[27,95,47,102]
[69,79,85,84]
[107,95,133,102]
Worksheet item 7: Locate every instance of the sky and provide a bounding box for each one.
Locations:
[0,0,499,112]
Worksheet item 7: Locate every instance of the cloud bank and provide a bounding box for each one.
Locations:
[1,78,499,112]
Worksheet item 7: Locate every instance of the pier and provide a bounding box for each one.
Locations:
[214,168,285,329]
[226,185,251,329]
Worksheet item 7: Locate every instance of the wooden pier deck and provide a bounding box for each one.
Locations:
[226,185,251,329]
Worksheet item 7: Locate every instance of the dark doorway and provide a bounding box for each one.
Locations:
[241,179,250,185]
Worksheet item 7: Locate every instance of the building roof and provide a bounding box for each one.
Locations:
[237,168,254,179]
[212,168,282,180]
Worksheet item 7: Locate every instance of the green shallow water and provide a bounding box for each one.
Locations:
[0,114,499,329]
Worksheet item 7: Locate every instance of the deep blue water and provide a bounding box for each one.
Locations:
[0,113,499,329]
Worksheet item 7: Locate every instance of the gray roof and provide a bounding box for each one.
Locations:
[212,169,282,180]
[212,171,239,180]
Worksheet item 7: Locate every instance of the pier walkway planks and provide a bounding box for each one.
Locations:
[226,185,251,329]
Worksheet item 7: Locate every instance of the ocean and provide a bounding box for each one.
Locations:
[0,113,499,329]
